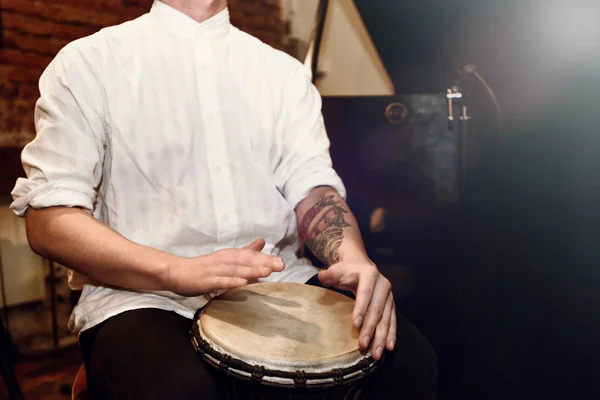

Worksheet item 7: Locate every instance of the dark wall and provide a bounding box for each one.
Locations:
[350,1,600,398]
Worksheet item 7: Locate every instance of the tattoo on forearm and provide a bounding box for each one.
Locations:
[299,195,350,265]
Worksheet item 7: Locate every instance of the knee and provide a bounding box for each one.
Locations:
[415,332,438,382]
[393,329,437,373]
[159,367,221,400]
[390,312,438,391]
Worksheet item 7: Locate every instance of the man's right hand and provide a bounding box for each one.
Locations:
[166,239,285,296]
[24,208,281,296]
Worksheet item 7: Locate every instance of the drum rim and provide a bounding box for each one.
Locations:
[190,295,381,389]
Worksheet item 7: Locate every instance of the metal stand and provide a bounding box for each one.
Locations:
[306,0,330,84]
[0,200,24,399]
[459,105,471,196]
[447,85,471,199]
[0,249,24,400]
[0,323,24,400]
[448,64,504,200]
[47,260,60,348]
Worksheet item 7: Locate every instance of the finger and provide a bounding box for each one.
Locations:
[387,300,397,351]
[243,238,266,252]
[208,276,248,290]
[352,268,378,331]
[359,275,391,350]
[317,268,341,287]
[230,249,285,272]
[371,293,393,360]
[215,264,274,280]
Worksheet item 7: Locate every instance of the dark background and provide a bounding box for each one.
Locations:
[349,0,600,398]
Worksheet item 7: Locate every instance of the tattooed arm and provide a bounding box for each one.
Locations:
[296,186,368,266]
[295,185,396,361]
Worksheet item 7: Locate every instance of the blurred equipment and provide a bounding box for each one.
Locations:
[0,205,47,308]
[321,94,462,264]
[305,1,502,264]
[304,0,394,96]
[0,200,77,358]
[324,94,460,204]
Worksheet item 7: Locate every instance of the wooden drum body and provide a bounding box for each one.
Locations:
[191,283,380,399]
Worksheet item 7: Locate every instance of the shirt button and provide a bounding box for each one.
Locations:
[207,115,214,123]
[202,63,208,71]
[222,214,229,222]
[215,165,222,173]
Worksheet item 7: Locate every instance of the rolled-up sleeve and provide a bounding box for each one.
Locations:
[273,65,346,210]
[10,50,106,217]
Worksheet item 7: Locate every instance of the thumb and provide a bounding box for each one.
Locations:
[318,268,340,287]
[243,238,266,252]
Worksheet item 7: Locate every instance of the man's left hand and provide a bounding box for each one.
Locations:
[318,257,396,361]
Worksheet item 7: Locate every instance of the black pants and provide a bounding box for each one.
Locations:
[80,276,437,399]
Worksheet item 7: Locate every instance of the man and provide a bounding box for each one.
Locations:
[11,0,437,398]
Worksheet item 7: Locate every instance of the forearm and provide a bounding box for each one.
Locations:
[25,207,176,291]
[296,186,370,266]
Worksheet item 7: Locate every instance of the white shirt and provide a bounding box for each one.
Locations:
[10,1,345,336]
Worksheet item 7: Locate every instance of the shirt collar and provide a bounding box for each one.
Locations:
[151,0,230,39]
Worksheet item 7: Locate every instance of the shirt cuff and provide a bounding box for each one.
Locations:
[10,178,95,216]
[284,169,347,210]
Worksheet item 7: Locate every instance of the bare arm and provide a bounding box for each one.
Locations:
[26,207,174,291]
[295,186,396,360]
[295,186,368,265]
[26,207,284,295]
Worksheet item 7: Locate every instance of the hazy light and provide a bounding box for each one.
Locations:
[533,0,600,62]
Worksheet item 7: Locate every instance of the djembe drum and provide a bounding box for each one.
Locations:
[191,282,381,399]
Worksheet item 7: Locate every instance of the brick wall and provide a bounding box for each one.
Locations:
[0,0,284,149]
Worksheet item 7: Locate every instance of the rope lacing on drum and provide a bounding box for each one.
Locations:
[250,365,265,382]
[358,359,371,374]
[197,339,209,354]
[333,368,345,385]
[293,370,307,388]
[218,354,232,371]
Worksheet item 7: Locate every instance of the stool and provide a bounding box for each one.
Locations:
[72,364,88,400]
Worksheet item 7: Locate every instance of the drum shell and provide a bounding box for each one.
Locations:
[205,374,368,400]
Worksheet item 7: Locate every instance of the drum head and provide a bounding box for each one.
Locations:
[191,282,378,388]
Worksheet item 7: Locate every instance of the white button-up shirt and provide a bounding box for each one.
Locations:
[10,1,345,335]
